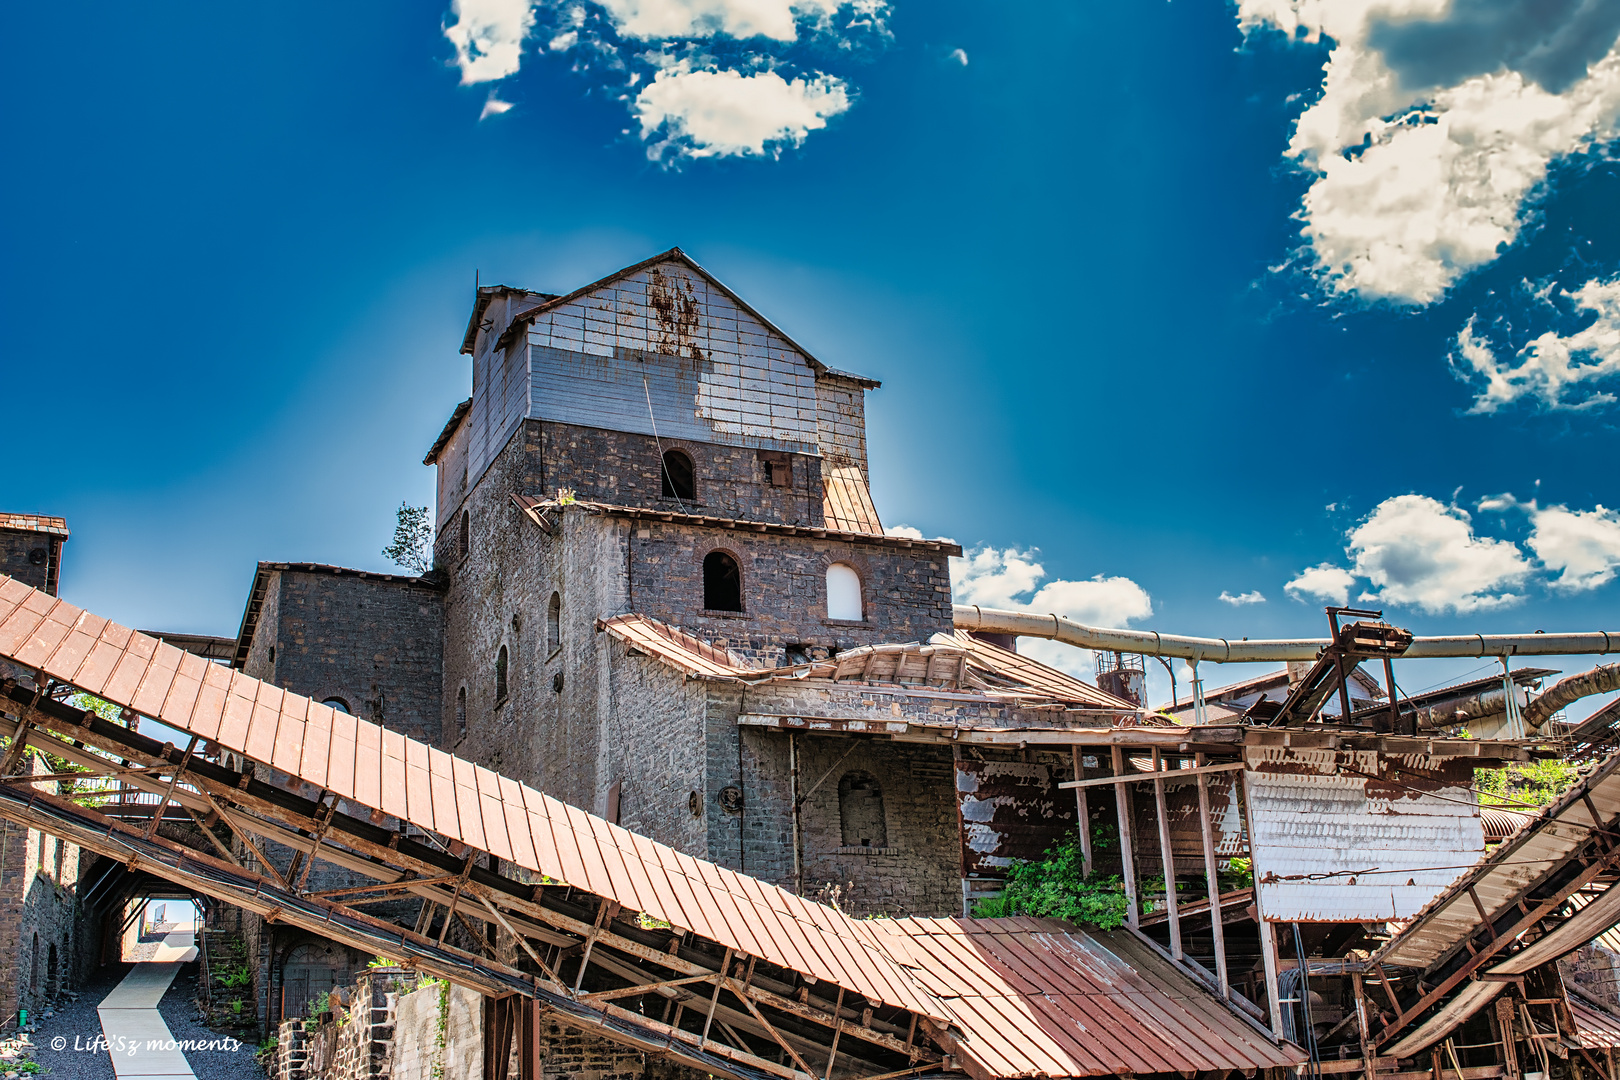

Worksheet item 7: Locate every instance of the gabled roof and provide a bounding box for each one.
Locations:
[470,248,879,386]
[460,285,557,355]
[1,513,69,539]
[423,398,472,466]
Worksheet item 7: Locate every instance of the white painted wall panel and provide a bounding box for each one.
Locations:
[1246,747,1485,922]
[526,260,820,452]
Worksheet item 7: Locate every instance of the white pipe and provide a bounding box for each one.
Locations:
[953,605,1620,664]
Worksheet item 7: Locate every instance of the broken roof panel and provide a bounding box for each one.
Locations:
[821,465,884,536]
[875,917,1303,1078]
[947,631,1141,711]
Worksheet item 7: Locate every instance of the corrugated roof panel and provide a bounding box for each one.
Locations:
[1573,997,1620,1048]
[273,694,310,778]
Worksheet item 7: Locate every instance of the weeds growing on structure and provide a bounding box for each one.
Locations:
[1476,758,1579,807]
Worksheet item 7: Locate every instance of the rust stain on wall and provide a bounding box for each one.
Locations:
[954,758,1076,877]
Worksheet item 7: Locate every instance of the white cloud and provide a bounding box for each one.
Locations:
[884,524,924,540]
[480,92,516,119]
[949,47,968,66]
[1219,590,1267,606]
[950,546,1152,679]
[1529,503,1620,591]
[444,0,536,84]
[634,61,850,159]
[1285,563,1358,606]
[1348,494,1530,613]
[1452,275,1620,411]
[596,0,840,41]
[442,0,884,159]
[1237,0,1620,305]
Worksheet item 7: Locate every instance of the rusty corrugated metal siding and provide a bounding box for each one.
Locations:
[955,758,1077,877]
[1245,747,1485,921]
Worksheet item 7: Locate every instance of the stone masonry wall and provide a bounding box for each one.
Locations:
[540,422,825,527]
[602,645,710,853]
[243,569,445,744]
[623,517,954,666]
[0,530,60,595]
[0,752,88,1032]
[439,421,628,815]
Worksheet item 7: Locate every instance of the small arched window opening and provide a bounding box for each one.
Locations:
[547,593,562,656]
[31,932,40,995]
[826,563,863,622]
[496,645,509,703]
[459,511,471,558]
[839,771,888,848]
[455,687,467,740]
[702,551,742,612]
[47,942,58,995]
[322,697,351,715]
[662,449,695,502]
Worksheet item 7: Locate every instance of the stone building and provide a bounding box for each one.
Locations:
[230,249,1134,940]
[0,513,89,1032]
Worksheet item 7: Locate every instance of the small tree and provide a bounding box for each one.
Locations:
[383,503,433,575]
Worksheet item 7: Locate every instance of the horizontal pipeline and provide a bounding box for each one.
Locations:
[953,605,1620,664]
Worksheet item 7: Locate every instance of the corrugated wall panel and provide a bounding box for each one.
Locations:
[1246,747,1484,922]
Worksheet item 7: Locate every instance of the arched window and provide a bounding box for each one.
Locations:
[496,645,509,702]
[702,551,742,612]
[826,563,863,621]
[322,697,351,714]
[459,510,471,558]
[662,449,695,501]
[47,942,58,995]
[455,687,467,739]
[838,771,887,848]
[30,932,40,996]
[547,593,562,655]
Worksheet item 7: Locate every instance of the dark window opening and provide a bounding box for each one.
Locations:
[760,451,792,488]
[662,449,695,501]
[838,771,888,848]
[547,592,561,655]
[496,645,509,703]
[456,687,467,739]
[459,511,471,558]
[702,551,742,612]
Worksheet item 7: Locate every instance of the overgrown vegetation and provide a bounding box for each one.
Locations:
[383,502,433,575]
[972,828,1255,926]
[1476,759,1580,808]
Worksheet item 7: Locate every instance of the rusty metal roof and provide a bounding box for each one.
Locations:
[0,513,69,538]
[821,466,884,535]
[597,613,753,677]
[1571,992,1620,1048]
[948,632,1140,711]
[1375,754,1620,973]
[874,917,1303,1078]
[0,576,940,1021]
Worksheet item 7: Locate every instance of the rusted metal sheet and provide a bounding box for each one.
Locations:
[0,576,944,1021]
[1245,747,1486,922]
[876,917,1305,1077]
[955,758,1076,877]
[1149,772,1247,867]
[1571,996,1620,1049]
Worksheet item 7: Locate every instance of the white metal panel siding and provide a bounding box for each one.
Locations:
[527,260,819,453]
[1246,748,1485,922]
[465,295,533,493]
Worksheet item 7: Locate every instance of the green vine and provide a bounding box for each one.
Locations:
[425,978,450,1080]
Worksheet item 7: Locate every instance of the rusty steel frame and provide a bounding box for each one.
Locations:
[0,683,944,1080]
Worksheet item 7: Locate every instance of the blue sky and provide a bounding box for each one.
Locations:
[4,0,1618,712]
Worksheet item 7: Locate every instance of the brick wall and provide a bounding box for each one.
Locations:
[242,568,445,744]
[0,752,89,1031]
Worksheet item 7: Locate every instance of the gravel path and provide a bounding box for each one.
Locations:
[23,963,264,1080]
[155,963,264,1080]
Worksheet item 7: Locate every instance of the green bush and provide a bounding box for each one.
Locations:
[971,832,1130,929]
